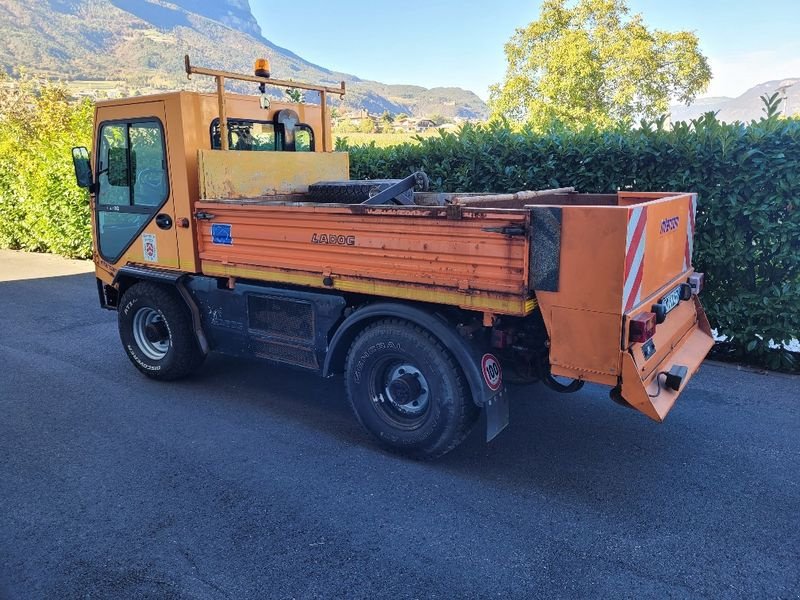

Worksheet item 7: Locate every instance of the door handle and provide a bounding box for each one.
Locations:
[155,214,173,230]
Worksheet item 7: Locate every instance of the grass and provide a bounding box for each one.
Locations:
[333,131,441,148]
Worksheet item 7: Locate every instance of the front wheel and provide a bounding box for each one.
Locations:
[118,282,205,380]
[344,319,479,459]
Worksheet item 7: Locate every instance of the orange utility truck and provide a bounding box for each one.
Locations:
[71,57,714,458]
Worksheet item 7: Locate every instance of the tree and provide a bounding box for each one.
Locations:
[285,87,304,103]
[358,117,376,133]
[488,0,711,128]
[0,73,93,257]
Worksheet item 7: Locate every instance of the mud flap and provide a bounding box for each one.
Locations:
[620,297,714,421]
[485,391,510,442]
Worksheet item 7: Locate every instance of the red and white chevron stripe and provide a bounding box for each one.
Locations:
[683,193,698,271]
[623,206,647,312]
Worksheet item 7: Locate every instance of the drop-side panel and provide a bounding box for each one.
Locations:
[195,203,534,315]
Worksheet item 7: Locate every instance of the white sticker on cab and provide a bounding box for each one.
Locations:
[143,233,158,263]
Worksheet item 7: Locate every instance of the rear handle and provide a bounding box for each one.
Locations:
[481,225,527,236]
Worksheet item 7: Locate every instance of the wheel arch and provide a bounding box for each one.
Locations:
[323,302,498,410]
[114,266,209,355]
[114,265,184,297]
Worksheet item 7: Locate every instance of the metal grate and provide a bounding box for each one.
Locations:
[247,295,314,341]
[251,338,318,369]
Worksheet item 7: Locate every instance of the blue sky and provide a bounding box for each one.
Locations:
[250,0,800,101]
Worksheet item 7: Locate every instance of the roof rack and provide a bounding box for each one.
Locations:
[184,54,346,151]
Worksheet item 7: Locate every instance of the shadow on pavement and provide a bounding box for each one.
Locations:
[0,270,762,508]
[186,351,691,504]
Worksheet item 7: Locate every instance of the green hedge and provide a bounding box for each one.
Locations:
[0,78,93,258]
[344,116,800,371]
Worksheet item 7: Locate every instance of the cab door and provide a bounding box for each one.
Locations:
[93,101,179,273]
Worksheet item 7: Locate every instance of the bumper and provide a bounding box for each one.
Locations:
[620,296,714,422]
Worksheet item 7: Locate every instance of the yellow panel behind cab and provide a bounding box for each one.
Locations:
[198,150,350,199]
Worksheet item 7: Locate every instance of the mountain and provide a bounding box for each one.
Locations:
[671,79,800,123]
[669,97,734,122]
[0,0,488,120]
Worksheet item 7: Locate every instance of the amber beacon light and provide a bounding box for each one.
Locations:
[254,58,271,79]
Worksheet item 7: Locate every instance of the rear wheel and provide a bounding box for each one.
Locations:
[118,282,205,380]
[344,319,479,459]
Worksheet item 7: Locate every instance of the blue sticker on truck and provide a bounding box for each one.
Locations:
[211,223,233,246]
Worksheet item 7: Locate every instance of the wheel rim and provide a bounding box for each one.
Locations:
[368,358,431,429]
[132,307,170,361]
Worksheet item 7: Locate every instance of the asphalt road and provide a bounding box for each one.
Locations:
[0,251,798,599]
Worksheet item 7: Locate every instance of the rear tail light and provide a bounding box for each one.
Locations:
[629,312,657,344]
[688,273,704,295]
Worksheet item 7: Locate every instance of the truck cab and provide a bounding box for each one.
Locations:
[86,87,335,286]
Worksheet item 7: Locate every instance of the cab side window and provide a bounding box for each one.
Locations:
[130,122,168,205]
[96,119,168,261]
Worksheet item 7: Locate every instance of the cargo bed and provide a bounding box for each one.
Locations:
[194,189,693,317]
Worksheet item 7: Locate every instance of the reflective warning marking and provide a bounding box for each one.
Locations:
[684,194,698,271]
[623,206,647,312]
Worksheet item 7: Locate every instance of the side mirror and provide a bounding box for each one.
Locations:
[72,147,93,190]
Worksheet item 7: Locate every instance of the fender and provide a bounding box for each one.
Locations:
[323,302,509,441]
[114,264,185,288]
[113,265,210,355]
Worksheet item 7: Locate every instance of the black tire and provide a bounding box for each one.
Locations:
[118,282,205,381]
[308,181,375,203]
[308,180,407,204]
[537,352,584,393]
[344,319,479,459]
[542,373,585,393]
